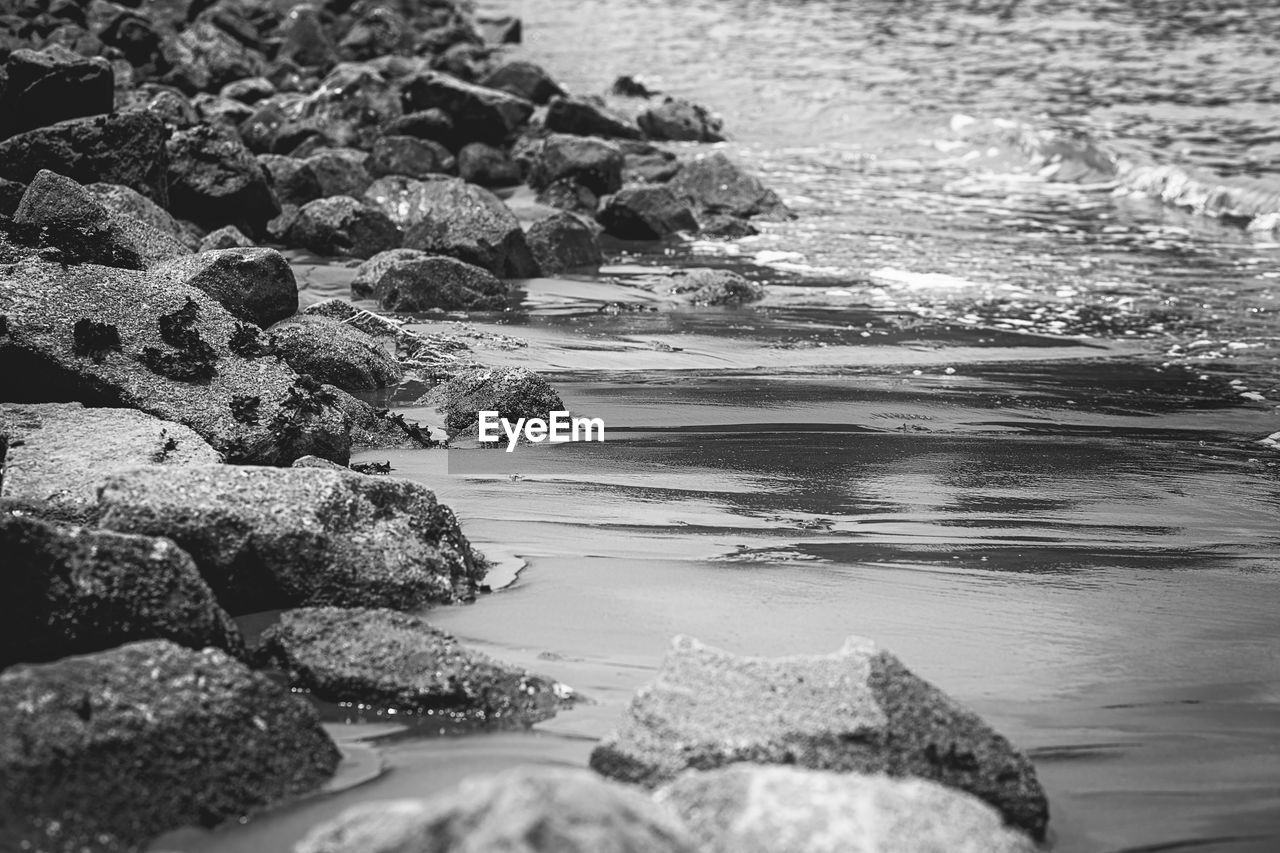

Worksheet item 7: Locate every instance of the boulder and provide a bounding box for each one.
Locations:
[620,142,681,184]
[527,133,624,196]
[365,252,509,312]
[277,3,339,69]
[526,211,603,274]
[656,766,1037,853]
[545,95,643,140]
[146,248,299,328]
[665,268,765,306]
[368,135,456,178]
[0,515,243,667]
[294,768,698,853]
[597,186,697,240]
[304,146,375,198]
[258,153,324,207]
[269,315,404,390]
[166,124,281,235]
[480,60,565,105]
[96,464,487,614]
[255,607,568,725]
[668,152,791,220]
[288,196,402,259]
[535,178,599,216]
[637,98,726,143]
[0,640,339,852]
[0,46,114,139]
[199,225,255,251]
[399,177,539,277]
[426,366,563,436]
[457,142,521,187]
[85,181,189,244]
[172,20,266,92]
[383,108,458,150]
[700,214,759,239]
[351,247,431,298]
[0,260,352,465]
[0,109,169,204]
[402,71,534,145]
[589,636,1050,840]
[339,7,413,60]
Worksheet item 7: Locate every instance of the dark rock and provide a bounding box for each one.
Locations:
[0,46,113,140]
[295,768,698,853]
[146,248,299,328]
[297,63,403,149]
[142,86,199,130]
[0,515,243,667]
[0,178,25,215]
[287,196,402,259]
[192,93,256,135]
[0,640,340,852]
[269,315,404,390]
[535,178,599,216]
[457,141,520,187]
[172,20,265,92]
[402,71,534,146]
[198,225,254,251]
[480,60,565,105]
[545,95,642,140]
[351,247,428,298]
[363,251,509,312]
[99,12,164,70]
[621,141,681,184]
[589,635,1050,840]
[527,133,624,196]
[526,211,602,274]
[303,146,374,198]
[238,99,289,153]
[399,177,538,277]
[610,75,659,98]
[668,152,791,220]
[255,607,568,724]
[339,7,412,61]
[368,134,456,179]
[258,153,323,207]
[426,366,563,436]
[0,260,353,465]
[166,124,281,235]
[597,186,697,240]
[0,109,169,204]
[382,107,457,149]
[700,214,759,239]
[476,14,521,45]
[220,76,275,105]
[327,385,440,450]
[638,98,726,143]
[430,40,491,84]
[85,182,188,243]
[657,766,1037,853]
[276,3,338,69]
[97,464,487,613]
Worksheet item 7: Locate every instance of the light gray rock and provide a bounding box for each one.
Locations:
[426,366,563,436]
[269,315,404,390]
[198,225,255,251]
[397,177,539,277]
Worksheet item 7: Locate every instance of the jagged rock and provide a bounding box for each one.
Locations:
[295,768,698,853]
[383,108,457,150]
[480,60,565,105]
[597,186,697,240]
[340,7,413,61]
[146,248,299,328]
[303,146,374,197]
[351,247,430,298]
[402,71,534,145]
[255,607,568,724]
[0,109,169,204]
[258,153,324,206]
[368,135,456,178]
[199,225,254,251]
[661,268,765,305]
[0,640,339,852]
[527,133,624,196]
[86,182,189,244]
[0,260,352,465]
[535,178,599,216]
[96,465,486,613]
[269,315,404,390]
[362,251,509,312]
[426,366,563,436]
[637,98,726,143]
[457,142,520,187]
[526,211,602,274]
[620,141,681,184]
[142,86,199,130]
[166,125,281,235]
[277,3,338,69]
[0,46,113,139]
[545,95,643,140]
[287,196,402,259]
[657,766,1038,853]
[0,515,243,667]
[172,20,266,92]
[668,152,791,220]
[590,636,1050,840]
[298,63,403,148]
[398,177,538,277]
[0,402,220,512]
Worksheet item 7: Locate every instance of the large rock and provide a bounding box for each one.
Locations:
[166,124,281,235]
[526,211,603,274]
[427,366,563,436]
[0,46,114,140]
[637,98,726,143]
[173,20,266,92]
[0,109,169,204]
[479,60,565,105]
[660,268,766,306]
[258,153,324,206]
[398,177,539,277]
[86,182,190,245]
[294,768,698,853]
[304,146,375,198]
[255,607,568,725]
[0,640,339,852]
[457,142,521,187]
[277,3,339,69]
[668,152,791,220]
[545,95,643,140]
[0,515,243,667]
[358,250,508,312]
[402,71,534,145]
[383,108,457,150]
[288,196,402,259]
[369,135,456,179]
[199,225,255,251]
[589,636,1050,840]
[0,260,352,465]
[96,465,487,614]
[527,134,624,196]
[656,766,1037,853]
[146,248,299,328]
[269,315,404,390]
[597,186,697,240]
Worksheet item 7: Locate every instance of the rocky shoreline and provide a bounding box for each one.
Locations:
[0,1,1050,851]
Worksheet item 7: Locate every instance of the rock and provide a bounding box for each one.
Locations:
[668,152,791,220]
[99,12,165,71]
[480,60,565,105]
[255,607,567,724]
[143,86,199,130]
[0,46,114,140]
[258,153,324,206]
[0,515,243,667]
[402,71,534,145]
[0,402,220,513]
[339,7,413,61]
[294,767,698,853]
[288,196,402,259]
[535,178,599,216]
[221,76,276,105]
[589,636,1050,840]
[0,260,353,465]
[277,3,338,69]
[383,108,458,150]
[700,214,759,239]
[665,268,765,305]
[476,14,522,45]
[611,75,660,98]
[301,63,404,148]
[303,146,374,198]
[173,20,266,92]
[328,386,439,450]
[199,225,254,251]
[146,248,299,328]
[399,177,539,277]
[545,95,643,140]
[597,186,697,240]
[637,98,726,143]
[351,247,430,298]
[96,465,486,613]
[526,211,602,274]
[269,315,404,390]
[363,252,509,312]
[167,124,281,235]
[656,766,1037,853]
[621,142,681,184]
[457,142,521,187]
[0,640,339,852]
[369,135,456,178]
[0,109,169,204]
[85,181,188,244]
[427,366,563,436]
[527,133,624,196]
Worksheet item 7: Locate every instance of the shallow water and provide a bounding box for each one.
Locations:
[161,2,1280,851]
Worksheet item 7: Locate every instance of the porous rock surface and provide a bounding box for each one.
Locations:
[426,366,565,436]
[269,315,404,390]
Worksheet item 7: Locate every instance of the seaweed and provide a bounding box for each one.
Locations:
[71,319,123,363]
[158,298,203,350]
[378,408,442,448]
[140,298,218,383]
[350,460,392,475]
[228,322,275,359]
[264,376,338,444]
[230,394,261,425]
